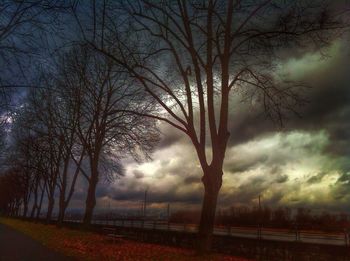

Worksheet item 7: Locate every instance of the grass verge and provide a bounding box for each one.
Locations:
[0,217,252,261]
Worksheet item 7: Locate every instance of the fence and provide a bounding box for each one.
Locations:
[64,218,350,246]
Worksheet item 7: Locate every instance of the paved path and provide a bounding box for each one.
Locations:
[0,223,73,261]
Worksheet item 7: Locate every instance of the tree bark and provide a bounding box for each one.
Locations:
[83,178,97,226]
[30,181,39,219]
[197,166,223,254]
[83,158,99,226]
[57,196,65,227]
[36,181,46,220]
[46,197,55,223]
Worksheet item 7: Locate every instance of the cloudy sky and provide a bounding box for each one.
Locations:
[68,37,350,215]
[3,1,349,217]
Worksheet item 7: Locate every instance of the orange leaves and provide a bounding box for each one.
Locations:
[1,218,253,261]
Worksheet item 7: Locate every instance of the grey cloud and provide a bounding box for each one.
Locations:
[275,174,288,184]
[227,154,268,173]
[183,175,201,185]
[227,40,350,162]
[156,124,188,149]
[109,184,203,205]
[133,170,144,179]
[307,172,327,184]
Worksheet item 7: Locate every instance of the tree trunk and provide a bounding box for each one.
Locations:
[197,167,222,254]
[57,198,65,227]
[36,182,46,220]
[30,189,38,219]
[57,157,70,227]
[30,203,37,219]
[46,197,55,223]
[83,178,97,226]
[57,183,67,227]
[23,201,28,218]
[83,158,99,226]
[30,178,40,219]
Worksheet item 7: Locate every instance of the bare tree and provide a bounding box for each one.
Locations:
[73,0,348,252]
[0,168,27,216]
[0,0,67,108]
[47,57,86,226]
[23,87,65,222]
[63,45,159,226]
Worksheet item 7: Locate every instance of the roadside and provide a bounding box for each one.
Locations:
[0,218,251,261]
[0,222,73,261]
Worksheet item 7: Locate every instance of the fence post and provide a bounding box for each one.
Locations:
[294,223,299,242]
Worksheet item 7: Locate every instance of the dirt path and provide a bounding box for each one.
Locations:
[0,223,73,261]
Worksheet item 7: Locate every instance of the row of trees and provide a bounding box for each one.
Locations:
[0,45,159,226]
[72,0,347,252]
[0,0,348,253]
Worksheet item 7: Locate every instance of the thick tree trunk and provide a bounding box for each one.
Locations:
[57,184,67,227]
[197,167,223,254]
[83,158,99,226]
[83,178,97,226]
[57,199,65,227]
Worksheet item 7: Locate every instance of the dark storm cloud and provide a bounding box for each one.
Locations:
[72,39,350,213]
[227,154,268,173]
[156,124,186,149]
[275,174,288,184]
[183,175,201,185]
[228,40,350,161]
[307,172,328,184]
[331,172,350,201]
[133,170,144,179]
[219,177,266,205]
[109,184,202,204]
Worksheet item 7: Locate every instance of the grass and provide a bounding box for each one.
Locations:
[0,217,252,261]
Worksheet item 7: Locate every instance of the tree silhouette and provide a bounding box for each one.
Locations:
[57,45,160,226]
[73,0,348,252]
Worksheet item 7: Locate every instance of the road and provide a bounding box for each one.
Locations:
[0,223,73,261]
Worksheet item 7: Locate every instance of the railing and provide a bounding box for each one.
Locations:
[64,218,350,246]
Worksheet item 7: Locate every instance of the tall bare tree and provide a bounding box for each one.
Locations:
[73,0,348,252]
[62,46,159,225]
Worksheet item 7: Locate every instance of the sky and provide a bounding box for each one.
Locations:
[67,37,350,215]
[2,1,350,217]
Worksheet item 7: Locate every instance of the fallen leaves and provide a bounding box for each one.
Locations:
[0,218,252,261]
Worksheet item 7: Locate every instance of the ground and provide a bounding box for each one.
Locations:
[0,217,252,261]
[0,222,72,261]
